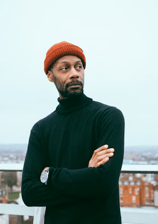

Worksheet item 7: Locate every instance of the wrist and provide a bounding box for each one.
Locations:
[40,167,50,185]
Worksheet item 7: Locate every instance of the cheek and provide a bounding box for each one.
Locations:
[54,76,66,88]
[81,72,85,82]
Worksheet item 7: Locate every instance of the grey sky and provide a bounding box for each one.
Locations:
[0,0,158,146]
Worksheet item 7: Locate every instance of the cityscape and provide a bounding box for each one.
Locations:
[0,144,158,165]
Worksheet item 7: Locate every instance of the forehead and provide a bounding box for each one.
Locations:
[55,55,82,65]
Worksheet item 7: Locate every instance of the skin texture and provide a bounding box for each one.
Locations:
[88,145,115,167]
[41,55,114,176]
[47,55,84,99]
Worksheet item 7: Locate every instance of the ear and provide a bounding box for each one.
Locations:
[47,70,54,83]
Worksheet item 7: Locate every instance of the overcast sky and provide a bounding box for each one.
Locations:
[0,0,158,146]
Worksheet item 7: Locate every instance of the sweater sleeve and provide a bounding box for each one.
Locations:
[21,124,78,207]
[48,107,125,198]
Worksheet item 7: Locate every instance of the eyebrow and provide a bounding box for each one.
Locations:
[59,60,82,64]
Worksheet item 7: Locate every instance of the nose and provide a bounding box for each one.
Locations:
[69,67,79,79]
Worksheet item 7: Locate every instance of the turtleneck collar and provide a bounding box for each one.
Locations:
[56,93,92,114]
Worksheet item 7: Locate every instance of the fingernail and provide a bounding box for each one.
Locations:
[104,144,108,148]
[110,153,114,156]
[111,148,114,152]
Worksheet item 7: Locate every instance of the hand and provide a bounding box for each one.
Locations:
[88,145,115,168]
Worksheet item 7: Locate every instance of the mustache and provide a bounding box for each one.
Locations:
[66,80,83,88]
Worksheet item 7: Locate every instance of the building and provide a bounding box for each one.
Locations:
[119,174,141,207]
[154,184,158,208]
[119,173,155,207]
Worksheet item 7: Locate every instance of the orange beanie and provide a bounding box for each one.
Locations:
[44,41,86,74]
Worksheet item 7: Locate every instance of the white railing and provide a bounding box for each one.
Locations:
[121,207,158,224]
[0,164,158,224]
[121,164,158,174]
[0,163,158,172]
[0,204,45,224]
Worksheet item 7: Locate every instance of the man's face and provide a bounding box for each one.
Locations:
[47,55,84,99]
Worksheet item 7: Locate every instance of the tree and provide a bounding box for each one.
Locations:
[1,171,17,192]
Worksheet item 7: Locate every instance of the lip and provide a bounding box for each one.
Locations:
[68,84,81,88]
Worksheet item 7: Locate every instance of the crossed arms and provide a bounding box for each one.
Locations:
[22,107,124,207]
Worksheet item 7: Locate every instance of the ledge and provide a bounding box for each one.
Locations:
[0,163,158,173]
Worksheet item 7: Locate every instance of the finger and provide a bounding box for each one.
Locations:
[94,144,108,154]
[91,145,108,159]
[97,148,115,156]
[98,153,114,161]
[97,157,109,166]
[92,147,112,161]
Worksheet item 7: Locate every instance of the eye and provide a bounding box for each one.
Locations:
[60,67,68,71]
[76,65,83,69]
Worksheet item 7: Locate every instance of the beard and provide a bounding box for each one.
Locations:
[54,79,84,98]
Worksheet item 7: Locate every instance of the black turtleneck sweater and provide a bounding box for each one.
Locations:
[22,94,125,224]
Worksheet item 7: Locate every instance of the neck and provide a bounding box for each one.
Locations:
[56,93,92,114]
[59,93,82,100]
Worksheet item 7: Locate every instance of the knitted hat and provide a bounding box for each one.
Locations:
[44,41,86,74]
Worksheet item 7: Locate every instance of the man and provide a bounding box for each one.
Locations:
[22,41,125,224]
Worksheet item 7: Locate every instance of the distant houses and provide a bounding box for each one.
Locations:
[119,173,158,207]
